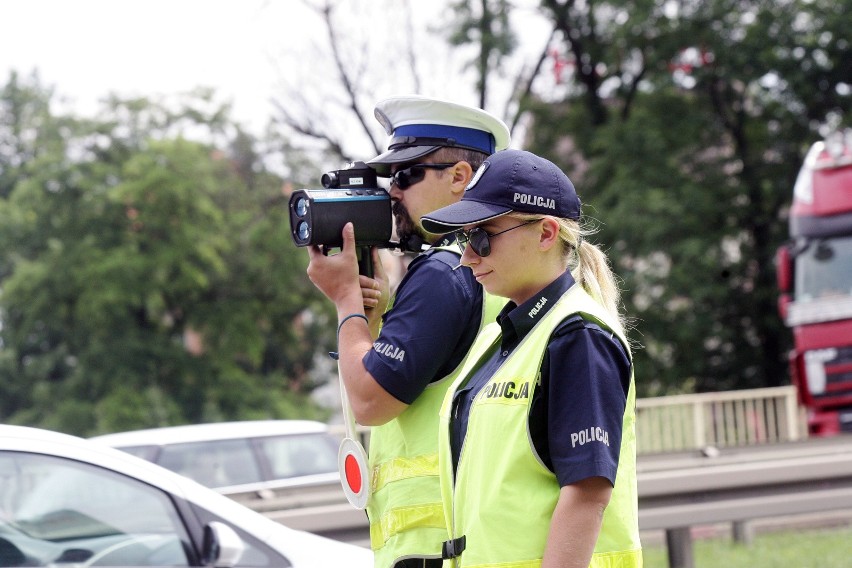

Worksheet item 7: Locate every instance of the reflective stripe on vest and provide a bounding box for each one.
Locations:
[438,284,642,568]
[366,244,507,568]
[369,502,446,550]
[371,453,438,493]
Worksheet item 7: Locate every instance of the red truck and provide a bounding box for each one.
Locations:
[777,129,852,436]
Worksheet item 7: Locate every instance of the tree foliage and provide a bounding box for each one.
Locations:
[444,0,517,109]
[0,72,335,435]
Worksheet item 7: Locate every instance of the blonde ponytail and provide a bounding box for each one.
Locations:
[573,236,625,336]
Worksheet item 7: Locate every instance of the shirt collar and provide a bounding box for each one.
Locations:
[432,233,459,248]
[496,269,576,348]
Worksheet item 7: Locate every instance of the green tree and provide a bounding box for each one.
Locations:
[0,75,335,435]
[444,0,517,109]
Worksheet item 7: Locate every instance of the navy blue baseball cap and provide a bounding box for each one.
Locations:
[367,95,510,176]
[421,149,581,234]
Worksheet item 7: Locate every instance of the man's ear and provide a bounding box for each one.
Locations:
[450,161,474,196]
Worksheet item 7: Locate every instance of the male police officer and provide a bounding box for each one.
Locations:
[306,96,509,568]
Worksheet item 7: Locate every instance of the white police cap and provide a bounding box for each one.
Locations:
[367,95,510,176]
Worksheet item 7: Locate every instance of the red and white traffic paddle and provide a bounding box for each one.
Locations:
[337,371,370,509]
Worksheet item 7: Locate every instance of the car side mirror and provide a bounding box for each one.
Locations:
[202,521,245,568]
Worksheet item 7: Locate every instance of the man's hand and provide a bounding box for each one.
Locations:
[307,223,362,309]
[360,247,391,337]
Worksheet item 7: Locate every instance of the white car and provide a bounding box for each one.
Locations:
[90,420,341,493]
[0,424,372,567]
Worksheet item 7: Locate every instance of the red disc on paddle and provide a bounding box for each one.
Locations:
[344,453,362,493]
[338,437,370,509]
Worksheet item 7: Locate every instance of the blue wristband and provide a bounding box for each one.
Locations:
[329,313,369,360]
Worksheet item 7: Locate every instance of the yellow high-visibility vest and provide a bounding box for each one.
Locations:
[438,284,642,568]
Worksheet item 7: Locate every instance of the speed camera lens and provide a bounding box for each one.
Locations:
[297,221,310,243]
[295,197,309,217]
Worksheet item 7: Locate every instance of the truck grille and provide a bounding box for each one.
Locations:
[813,345,852,400]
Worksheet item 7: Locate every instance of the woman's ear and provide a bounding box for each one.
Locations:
[539,217,561,251]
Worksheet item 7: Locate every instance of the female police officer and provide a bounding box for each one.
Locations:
[421,150,642,568]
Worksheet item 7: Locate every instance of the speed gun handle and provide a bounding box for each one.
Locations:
[357,246,374,278]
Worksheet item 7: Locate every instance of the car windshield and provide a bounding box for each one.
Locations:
[0,451,191,566]
[794,235,852,302]
[257,433,339,479]
[158,438,262,488]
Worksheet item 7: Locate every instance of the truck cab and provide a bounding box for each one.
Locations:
[777,129,852,435]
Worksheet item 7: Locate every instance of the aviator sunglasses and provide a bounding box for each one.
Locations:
[390,163,456,189]
[456,219,540,257]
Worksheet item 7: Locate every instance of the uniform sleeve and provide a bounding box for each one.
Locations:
[536,318,631,487]
[363,251,483,404]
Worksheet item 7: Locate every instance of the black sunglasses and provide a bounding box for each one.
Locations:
[390,163,456,190]
[456,219,540,257]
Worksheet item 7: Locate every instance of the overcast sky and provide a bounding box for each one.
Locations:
[4,2,248,127]
[2,2,502,128]
[2,0,555,160]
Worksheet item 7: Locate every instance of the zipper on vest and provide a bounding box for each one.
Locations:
[445,398,464,568]
[447,461,461,567]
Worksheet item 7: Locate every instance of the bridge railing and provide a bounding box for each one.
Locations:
[635,385,805,454]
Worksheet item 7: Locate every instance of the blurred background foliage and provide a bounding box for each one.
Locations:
[0,77,336,434]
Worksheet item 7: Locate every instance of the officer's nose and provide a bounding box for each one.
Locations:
[461,241,480,267]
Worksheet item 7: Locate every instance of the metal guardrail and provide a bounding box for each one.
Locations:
[225,434,852,568]
[637,435,852,567]
[226,481,364,542]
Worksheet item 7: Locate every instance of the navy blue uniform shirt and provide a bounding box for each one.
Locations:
[450,270,631,487]
[363,237,486,404]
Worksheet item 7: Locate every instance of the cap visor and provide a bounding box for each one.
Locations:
[367,145,440,176]
[421,201,512,234]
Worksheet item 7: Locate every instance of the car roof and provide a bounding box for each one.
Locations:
[90,419,331,447]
